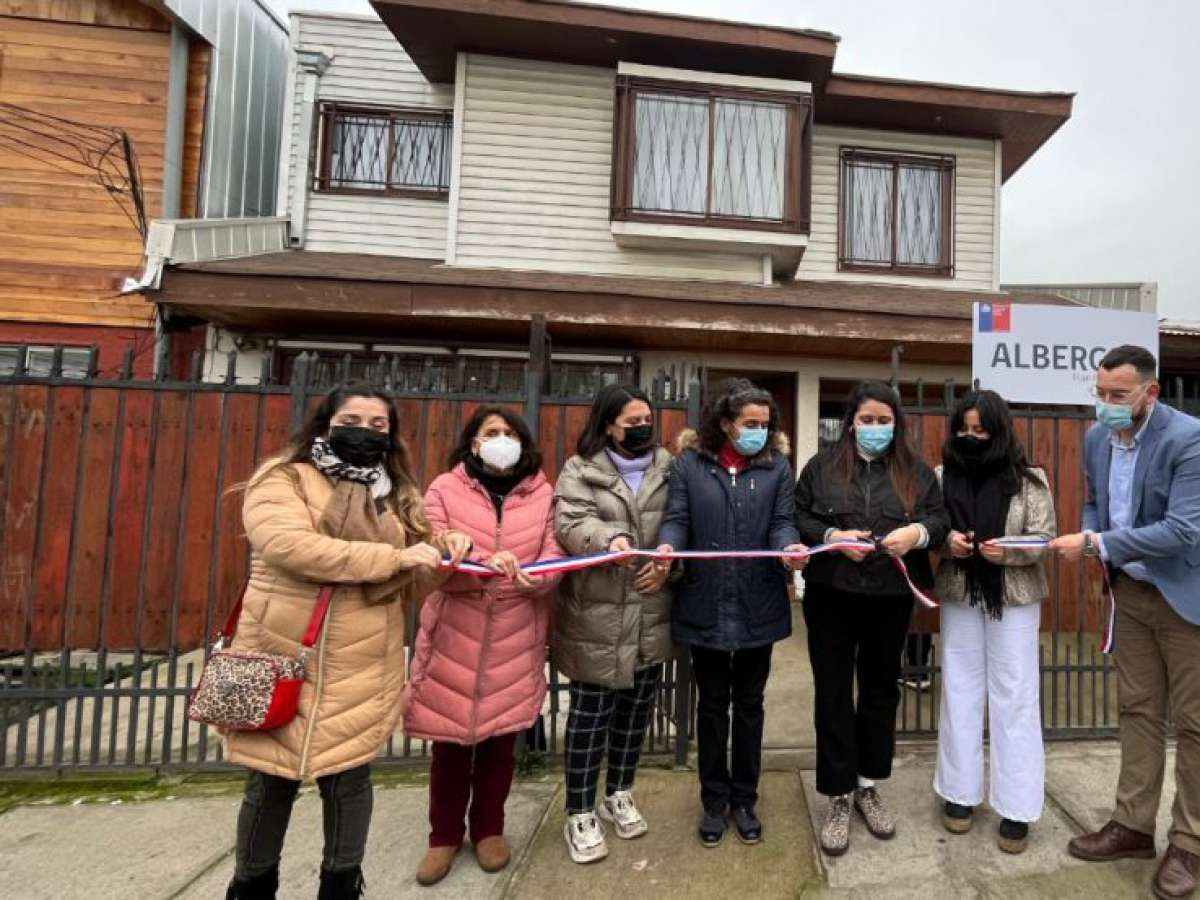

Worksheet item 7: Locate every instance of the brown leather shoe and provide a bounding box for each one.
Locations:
[475,835,511,873]
[1067,820,1156,862]
[1154,845,1199,900]
[416,845,459,886]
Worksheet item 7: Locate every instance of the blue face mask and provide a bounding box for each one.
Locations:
[1095,401,1135,431]
[855,423,894,457]
[733,426,768,457]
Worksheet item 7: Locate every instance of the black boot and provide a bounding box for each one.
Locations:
[226,865,279,899]
[318,866,365,900]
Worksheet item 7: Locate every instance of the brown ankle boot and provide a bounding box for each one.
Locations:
[474,835,511,873]
[1067,820,1156,862]
[416,845,459,886]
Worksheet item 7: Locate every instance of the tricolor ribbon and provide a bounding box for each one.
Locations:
[438,539,942,608]
[1097,560,1117,654]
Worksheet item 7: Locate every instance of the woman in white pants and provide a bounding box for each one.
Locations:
[933,389,1056,854]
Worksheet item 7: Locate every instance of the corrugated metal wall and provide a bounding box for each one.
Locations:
[999,283,1158,312]
[166,0,288,218]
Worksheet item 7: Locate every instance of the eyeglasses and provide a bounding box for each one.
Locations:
[1088,384,1146,404]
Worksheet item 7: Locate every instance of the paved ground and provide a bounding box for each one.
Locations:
[0,741,1182,899]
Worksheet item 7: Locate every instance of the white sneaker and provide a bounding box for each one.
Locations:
[599,790,649,839]
[564,812,609,864]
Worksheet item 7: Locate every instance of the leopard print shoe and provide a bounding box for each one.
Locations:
[853,787,896,840]
[820,794,852,856]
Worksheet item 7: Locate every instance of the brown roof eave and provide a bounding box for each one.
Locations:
[370,0,839,84]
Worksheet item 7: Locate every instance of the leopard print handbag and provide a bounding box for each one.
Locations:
[187,585,335,732]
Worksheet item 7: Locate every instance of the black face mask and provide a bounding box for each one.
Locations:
[329,426,391,467]
[953,434,993,464]
[616,423,654,455]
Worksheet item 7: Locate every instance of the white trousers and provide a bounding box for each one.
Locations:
[933,601,1045,822]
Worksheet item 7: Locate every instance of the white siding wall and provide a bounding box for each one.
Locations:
[286,15,453,258]
[796,126,998,290]
[452,55,763,283]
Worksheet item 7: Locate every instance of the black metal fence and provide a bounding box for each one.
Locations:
[0,339,700,773]
[893,378,1198,739]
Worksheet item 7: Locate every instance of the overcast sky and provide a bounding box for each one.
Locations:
[272,0,1199,320]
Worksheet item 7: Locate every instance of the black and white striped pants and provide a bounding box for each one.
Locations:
[564,665,660,815]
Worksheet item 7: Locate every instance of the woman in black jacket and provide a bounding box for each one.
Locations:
[794,380,949,857]
[657,378,808,849]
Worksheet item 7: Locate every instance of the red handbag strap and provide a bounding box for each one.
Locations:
[300,585,336,648]
[218,583,336,648]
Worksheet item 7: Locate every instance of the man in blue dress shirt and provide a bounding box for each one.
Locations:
[1052,345,1200,900]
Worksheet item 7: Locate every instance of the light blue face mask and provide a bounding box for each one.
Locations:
[733,426,768,457]
[855,423,894,456]
[1095,401,1135,431]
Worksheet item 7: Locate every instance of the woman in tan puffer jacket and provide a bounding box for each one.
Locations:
[222,383,470,900]
[552,384,675,864]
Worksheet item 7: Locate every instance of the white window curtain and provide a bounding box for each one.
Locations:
[844,155,947,267]
[844,157,894,262]
[390,119,452,190]
[330,114,388,190]
[632,93,709,215]
[712,98,786,220]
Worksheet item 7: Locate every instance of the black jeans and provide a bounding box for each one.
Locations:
[235,764,373,878]
[690,644,774,813]
[803,583,914,796]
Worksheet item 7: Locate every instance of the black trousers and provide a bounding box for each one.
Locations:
[803,583,914,797]
[235,764,373,878]
[691,644,774,813]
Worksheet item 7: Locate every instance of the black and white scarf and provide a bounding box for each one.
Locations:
[310,437,392,500]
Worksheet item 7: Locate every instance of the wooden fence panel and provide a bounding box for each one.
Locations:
[1,385,50,651]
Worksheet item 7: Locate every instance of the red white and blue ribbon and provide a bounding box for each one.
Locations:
[438,539,941,608]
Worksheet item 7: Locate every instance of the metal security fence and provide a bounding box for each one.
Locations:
[894,378,1198,739]
[0,341,699,772]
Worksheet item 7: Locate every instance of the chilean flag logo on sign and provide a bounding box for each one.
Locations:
[978,303,1012,333]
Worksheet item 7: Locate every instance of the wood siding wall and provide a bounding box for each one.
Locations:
[287,15,453,258]
[0,8,207,331]
[795,125,997,290]
[453,54,763,283]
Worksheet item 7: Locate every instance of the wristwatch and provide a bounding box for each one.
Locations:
[1081,531,1099,558]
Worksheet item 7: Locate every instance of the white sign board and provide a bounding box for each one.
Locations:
[972,303,1160,405]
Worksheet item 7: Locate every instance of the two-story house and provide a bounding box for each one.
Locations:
[148,0,1074,460]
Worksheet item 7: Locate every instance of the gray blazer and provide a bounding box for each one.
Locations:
[1083,402,1200,625]
[935,466,1057,608]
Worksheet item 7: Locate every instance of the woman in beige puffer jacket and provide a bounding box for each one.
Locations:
[222,384,470,900]
[552,384,675,864]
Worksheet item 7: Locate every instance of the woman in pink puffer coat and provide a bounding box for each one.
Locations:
[405,405,562,887]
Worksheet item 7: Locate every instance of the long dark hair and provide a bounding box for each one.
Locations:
[576,383,653,458]
[263,381,428,538]
[831,380,921,513]
[449,405,542,481]
[942,389,1041,491]
[697,377,781,456]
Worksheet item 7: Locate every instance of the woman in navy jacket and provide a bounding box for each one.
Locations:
[656,378,808,849]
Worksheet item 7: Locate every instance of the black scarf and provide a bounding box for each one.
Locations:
[941,439,1016,620]
[464,453,524,518]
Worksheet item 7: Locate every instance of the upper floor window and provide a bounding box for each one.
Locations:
[838,148,954,276]
[316,104,453,198]
[611,77,811,233]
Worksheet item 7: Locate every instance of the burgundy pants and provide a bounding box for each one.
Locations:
[428,732,518,847]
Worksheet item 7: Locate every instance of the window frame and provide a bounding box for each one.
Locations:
[314,102,454,200]
[0,344,96,379]
[610,76,812,234]
[837,147,956,278]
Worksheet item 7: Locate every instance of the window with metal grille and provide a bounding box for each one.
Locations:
[316,104,452,197]
[838,149,954,276]
[611,78,811,233]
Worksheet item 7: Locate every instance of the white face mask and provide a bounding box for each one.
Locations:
[477,435,522,472]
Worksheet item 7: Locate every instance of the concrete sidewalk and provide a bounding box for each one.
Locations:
[0,742,1179,899]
